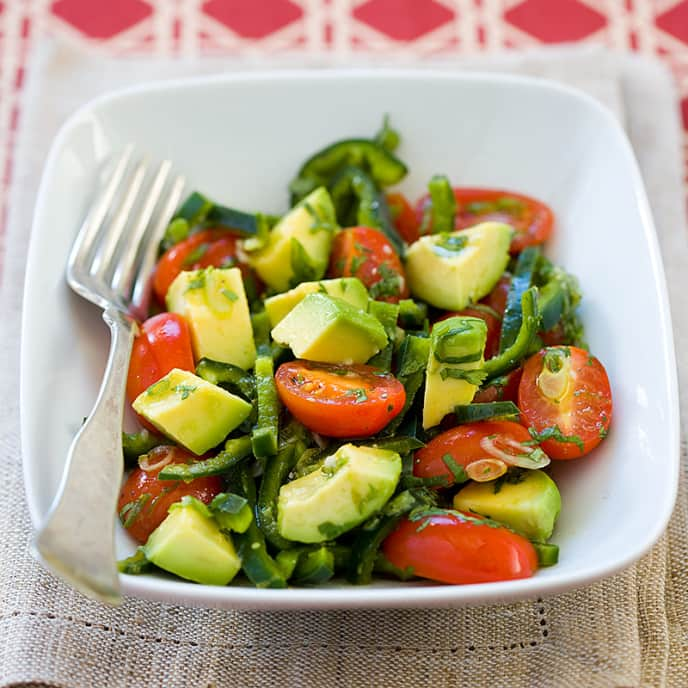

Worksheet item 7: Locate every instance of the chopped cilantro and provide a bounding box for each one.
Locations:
[434,233,468,253]
[369,263,402,299]
[528,425,584,452]
[221,288,238,302]
[119,494,151,529]
[441,454,468,484]
[345,388,368,404]
[173,384,197,400]
[182,242,210,266]
[439,367,487,386]
[185,271,207,292]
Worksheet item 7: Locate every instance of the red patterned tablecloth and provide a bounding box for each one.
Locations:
[0,0,686,268]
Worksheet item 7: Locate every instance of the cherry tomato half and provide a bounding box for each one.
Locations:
[274,360,406,438]
[386,192,420,244]
[328,226,409,303]
[413,421,532,487]
[415,188,554,254]
[481,274,511,317]
[153,229,256,303]
[382,512,537,584]
[117,446,222,544]
[126,313,195,405]
[518,346,612,460]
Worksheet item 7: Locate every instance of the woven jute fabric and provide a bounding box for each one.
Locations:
[1,45,686,688]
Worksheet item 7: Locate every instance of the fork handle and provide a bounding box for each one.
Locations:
[33,307,136,604]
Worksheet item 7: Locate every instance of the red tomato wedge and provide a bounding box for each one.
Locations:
[383,512,538,585]
[328,226,409,303]
[117,446,222,544]
[518,346,612,459]
[386,192,420,244]
[126,313,195,405]
[480,274,511,317]
[153,228,257,303]
[274,360,405,438]
[413,421,533,487]
[416,188,554,254]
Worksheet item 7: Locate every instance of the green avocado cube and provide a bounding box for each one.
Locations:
[453,469,562,541]
[277,444,402,543]
[166,266,256,371]
[143,501,241,586]
[270,292,388,364]
[405,222,512,310]
[132,368,252,455]
[423,316,487,429]
[264,277,369,327]
[247,187,337,292]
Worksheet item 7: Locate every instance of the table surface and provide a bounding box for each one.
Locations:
[0,0,686,271]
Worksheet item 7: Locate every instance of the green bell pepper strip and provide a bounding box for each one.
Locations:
[397,299,428,330]
[418,174,456,235]
[367,300,400,371]
[209,492,253,533]
[499,246,539,353]
[532,542,559,567]
[328,165,405,255]
[454,401,521,424]
[292,546,336,585]
[158,436,253,482]
[289,138,408,205]
[122,429,165,468]
[251,355,280,459]
[233,466,288,589]
[483,287,540,381]
[256,444,299,550]
[117,548,152,575]
[374,115,401,153]
[347,490,432,585]
[383,334,431,435]
[195,358,255,400]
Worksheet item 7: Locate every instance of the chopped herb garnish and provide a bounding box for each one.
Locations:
[221,288,238,302]
[185,271,207,292]
[119,494,151,529]
[439,367,487,386]
[345,388,368,404]
[528,425,584,452]
[441,454,468,484]
[433,233,468,254]
[173,384,198,400]
[369,263,402,299]
[182,243,210,266]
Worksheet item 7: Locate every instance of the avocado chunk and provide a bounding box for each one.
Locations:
[277,444,402,543]
[453,469,562,541]
[143,500,241,586]
[133,368,252,455]
[405,222,513,310]
[264,277,369,327]
[166,266,256,370]
[246,187,337,292]
[423,316,487,429]
[271,292,388,364]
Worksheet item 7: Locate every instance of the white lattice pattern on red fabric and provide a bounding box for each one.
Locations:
[0,0,687,266]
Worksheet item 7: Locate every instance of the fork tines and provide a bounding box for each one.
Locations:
[66,146,186,320]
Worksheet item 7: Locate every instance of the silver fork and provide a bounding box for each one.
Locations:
[33,146,185,604]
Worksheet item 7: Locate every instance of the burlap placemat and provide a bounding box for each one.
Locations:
[1,44,686,688]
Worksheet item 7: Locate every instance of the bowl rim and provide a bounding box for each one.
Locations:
[23,68,680,609]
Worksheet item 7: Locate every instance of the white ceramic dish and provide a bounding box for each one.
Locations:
[22,70,679,609]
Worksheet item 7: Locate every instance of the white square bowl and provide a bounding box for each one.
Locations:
[22,70,679,609]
